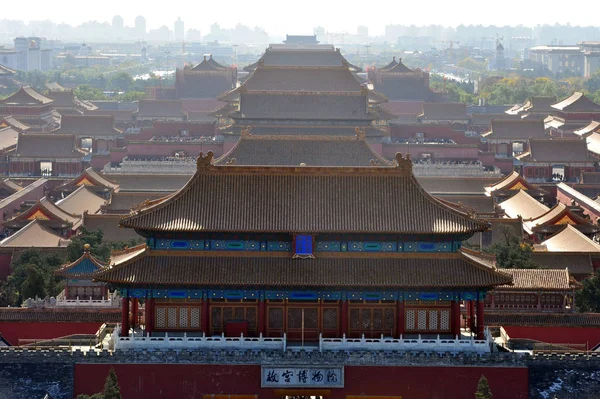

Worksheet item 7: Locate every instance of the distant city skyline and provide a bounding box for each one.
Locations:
[2,0,600,37]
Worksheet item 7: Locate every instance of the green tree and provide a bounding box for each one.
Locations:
[4,249,65,306]
[74,85,108,101]
[19,265,47,300]
[475,375,493,399]
[575,269,600,312]
[77,367,122,399]
[108,72,134,92]
[484,225,539,269]
[67,227,143,263]
[115,91,146,102]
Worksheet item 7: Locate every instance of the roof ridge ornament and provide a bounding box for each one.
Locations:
[196,151,214,170]
[355,127,366,140]
[394,152,412,171]
[241,127,251,138]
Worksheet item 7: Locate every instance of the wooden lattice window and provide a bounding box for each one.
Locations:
[323,308,338,330]
[211,305,257,335]
[268,307,284,329]
[155,306,201,330]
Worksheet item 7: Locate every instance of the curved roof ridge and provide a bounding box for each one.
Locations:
[55,246,107,278]
[541,224,600,252]
[121,152,489,234]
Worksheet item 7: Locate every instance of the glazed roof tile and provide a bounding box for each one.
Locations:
[96,250,511,289]
[14,133,85,158]
[239,66,364,93]
[5,196,82,228]
[496,268,575,291]
[485,171,540,194]
[56,115,120,136]
[518,139,595,163]
[0,220,70,248]
[530,252,593,276]
[418,177,500,195]
[55,185,107,215]
[574,120,600,137]
[121,153,489,235]
[524,203,593,234]
[136,100,185,118]
[482,119,547,140]
[485,312,600,327]
[552,92,600,112]
[540,225,600,253]
[380,57,399,71]
[82,214,143,243]
[419,102,468,120]
[214,134,392,166]
[0,127,19,151]
[0,116,31,132]
[54,248,106,278]
[499,190,550,220]
[191,55,227,71]
[0,86,53,106]
[556,183,600,216]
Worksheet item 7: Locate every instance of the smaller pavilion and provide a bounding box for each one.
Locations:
[524,203,600,239]
[485,171,549,203]
[2,197,82,237]
[0,86,57,131]
[54,244,109,301]
[499,190,550,220]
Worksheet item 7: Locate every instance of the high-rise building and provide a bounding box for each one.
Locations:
[135,16,147,38]
[112,15,124,31]
[174,17,184,42]
[357,25,369,38]
[187,29,202,42]
[14,37,29,71]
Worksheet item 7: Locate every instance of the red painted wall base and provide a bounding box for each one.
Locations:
[75,364,529,399]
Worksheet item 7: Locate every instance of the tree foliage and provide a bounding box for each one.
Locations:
[484,225,539,269]
[77,367,122,399]
[479,76,571,105]
[0,229,142,306]
[1,249,65,306]
[575,269,600,312]
[108,72,134,92]
[67,227,143,263]
[475,375,493,399]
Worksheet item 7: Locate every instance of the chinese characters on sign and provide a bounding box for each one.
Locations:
[262,366,344,388]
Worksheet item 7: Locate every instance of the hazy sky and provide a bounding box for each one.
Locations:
[4,0,599,36]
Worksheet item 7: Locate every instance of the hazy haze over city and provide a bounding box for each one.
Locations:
[2,0,600,36]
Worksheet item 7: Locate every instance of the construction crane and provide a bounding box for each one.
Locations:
[434,40,460,61]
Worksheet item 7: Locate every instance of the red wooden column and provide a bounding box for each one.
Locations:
[451,300,461,338]
[258,299,266,336]
[476,299,485,340]
[396,300,405,338]
[120,296,130,337]
[201,298,209,334]
[145,298,155,335]
[468,301,476,333]
[131,298,139,330]
[340,300,349,337]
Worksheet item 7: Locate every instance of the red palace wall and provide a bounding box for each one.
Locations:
[74,364,528,399]
[503,325,600,350]
[0,253,12,279]
[0,322,103,346]
[557,187,600,221]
